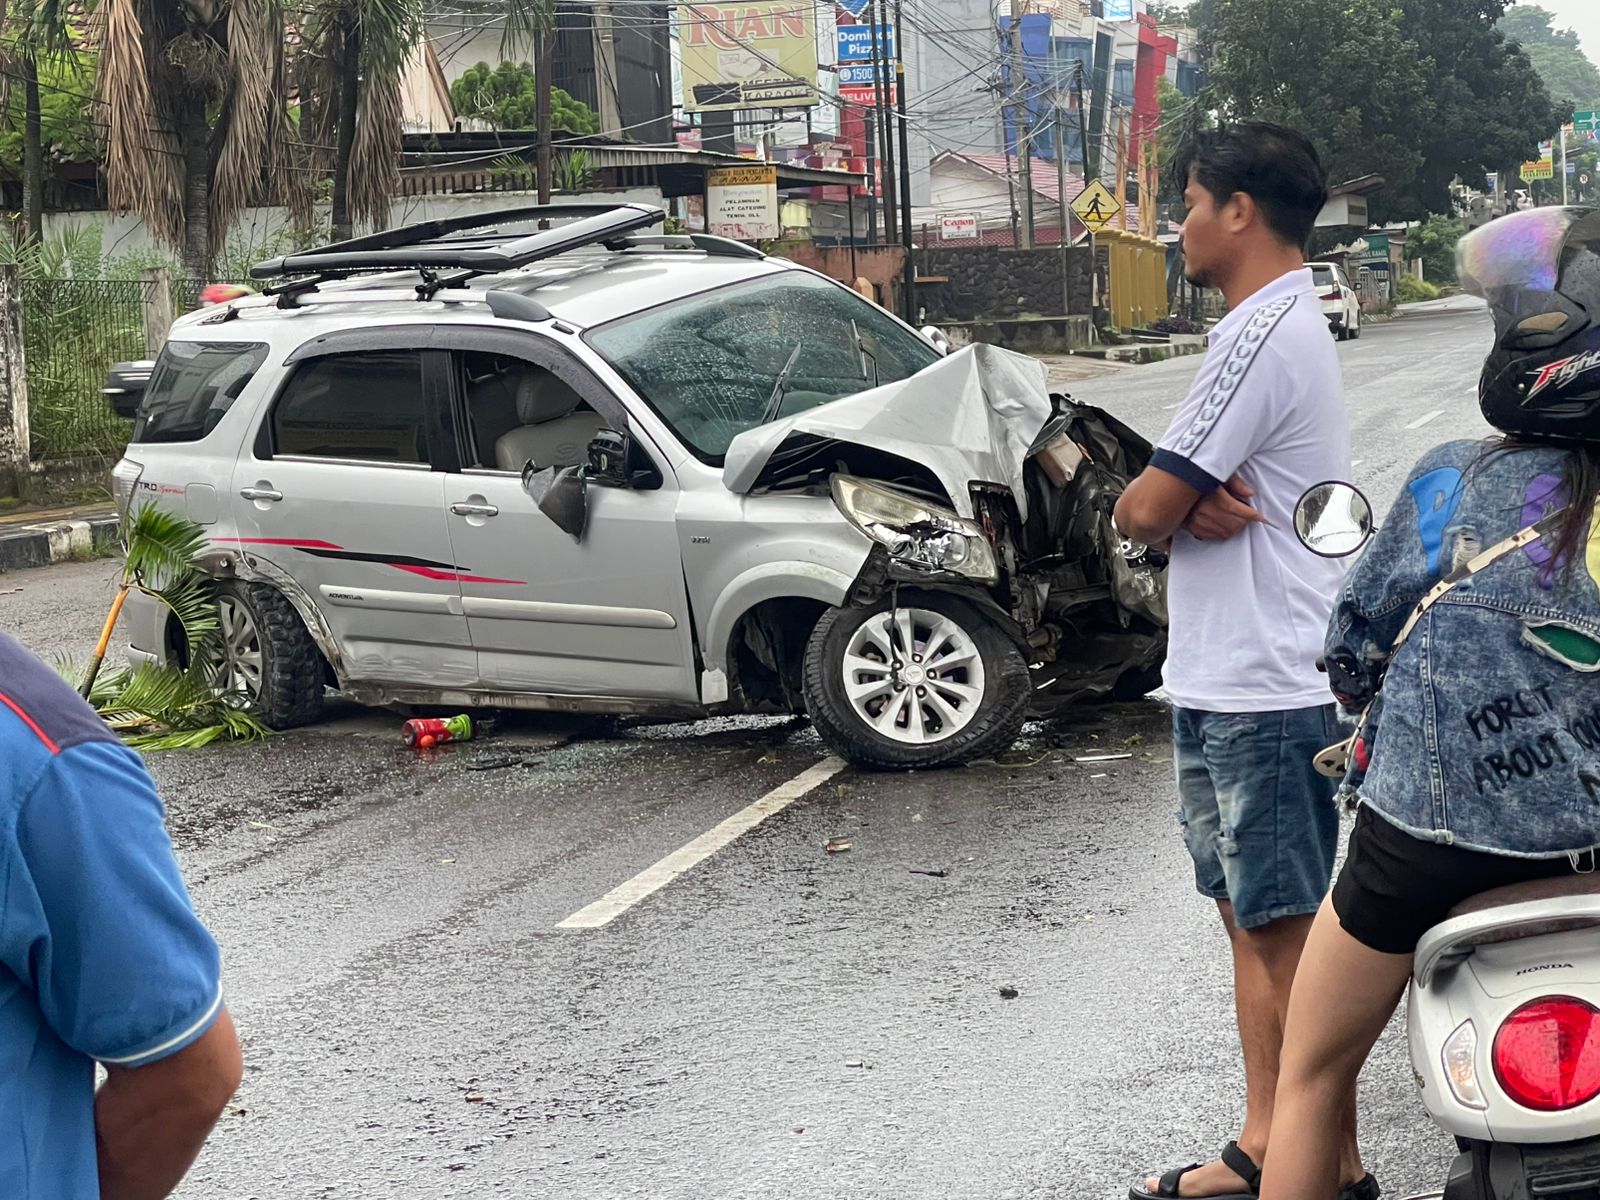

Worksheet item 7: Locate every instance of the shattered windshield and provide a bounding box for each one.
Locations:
[586,272,940,463]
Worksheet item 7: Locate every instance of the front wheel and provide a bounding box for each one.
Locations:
[801,593,1030,770]
[214,581,325,728]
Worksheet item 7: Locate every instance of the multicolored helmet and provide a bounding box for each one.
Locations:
[1457,207,1600,446]
[198,283,254,308]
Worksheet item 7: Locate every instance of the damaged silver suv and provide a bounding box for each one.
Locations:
[111,204,1165,769]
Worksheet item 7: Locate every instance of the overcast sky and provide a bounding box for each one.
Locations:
[1533,0,1600,64]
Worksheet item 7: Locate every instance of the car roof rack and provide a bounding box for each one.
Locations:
[252,203,666,286]
[602,233,765,260]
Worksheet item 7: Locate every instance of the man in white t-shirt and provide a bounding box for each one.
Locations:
[1114,124,1372,1200]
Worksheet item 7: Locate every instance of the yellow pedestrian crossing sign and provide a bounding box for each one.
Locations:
[1071,179,1122,232]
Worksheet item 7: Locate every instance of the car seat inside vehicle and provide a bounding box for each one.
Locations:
[492,368,605,471]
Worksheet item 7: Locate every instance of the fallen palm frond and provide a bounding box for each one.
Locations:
[72,503,269,750]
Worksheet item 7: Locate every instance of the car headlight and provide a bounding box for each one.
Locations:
[831,475,998,584]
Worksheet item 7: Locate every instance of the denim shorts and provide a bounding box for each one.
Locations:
[1173,705,1342,929]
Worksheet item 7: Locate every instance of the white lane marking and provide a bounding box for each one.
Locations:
[1406,408,1446,430]
[1350,459,1364,469]
[556,757,847,930]
[1163,402,1182,410]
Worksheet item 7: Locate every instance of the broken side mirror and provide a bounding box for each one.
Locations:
[586,428,661,490]
[523,463,588,541]
[1295,481,1375,558]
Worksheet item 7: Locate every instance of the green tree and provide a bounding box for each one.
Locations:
[299,0,427,242]
[1193,0,1563,222]
[2,0,78,240]
[1498,4,1600,111]
[1193,0,1433,199]
[1410,212,1465,283]
[449,60,599,134]
[1386,0,1565,219]
[0,51,96,187]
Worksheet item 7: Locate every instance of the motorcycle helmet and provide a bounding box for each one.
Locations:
[1457,206,1600,445]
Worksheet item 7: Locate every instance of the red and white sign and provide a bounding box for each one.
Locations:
[839,83,897,106]
[939,212,978,240]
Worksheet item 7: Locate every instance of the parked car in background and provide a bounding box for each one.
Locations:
[106,204,1167,771]
[1308,261,1362,340]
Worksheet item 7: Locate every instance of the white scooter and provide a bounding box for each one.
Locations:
[1294,483,1600,1200]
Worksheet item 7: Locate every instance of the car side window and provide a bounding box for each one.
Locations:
[271,350,430,464]
[457,351,604,474]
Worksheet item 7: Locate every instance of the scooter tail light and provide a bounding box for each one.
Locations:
[1443,1019,1487,1110]
[1492,996,1600,1112]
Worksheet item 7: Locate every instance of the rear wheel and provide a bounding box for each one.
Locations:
[801,593,1030,770]
[214,581,325,728]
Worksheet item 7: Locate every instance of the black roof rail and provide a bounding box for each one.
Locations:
[603,233,766,260]
[251,203,665,280]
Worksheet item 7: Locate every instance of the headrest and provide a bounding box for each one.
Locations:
[516,371,583,424]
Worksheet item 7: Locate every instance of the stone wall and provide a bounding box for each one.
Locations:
[915,244,1103,322]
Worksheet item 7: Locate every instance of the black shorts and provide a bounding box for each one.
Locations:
[1331,805,1583,955]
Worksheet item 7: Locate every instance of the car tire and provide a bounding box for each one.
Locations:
[801,592,1030,770]
[215,580,325,728]
[1349,319,1361,339]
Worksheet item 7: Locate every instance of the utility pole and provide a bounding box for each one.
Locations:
[1009,0,1034,249]
[1054,98,1069,314]
[870,1,898,243]
[1073,62,1098,324]
[1562,124,1570,206]
[893,0,916,323]
[863,92,878,244]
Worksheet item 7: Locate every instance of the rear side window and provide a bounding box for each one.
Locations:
[271,351,429,463]
[133,341,268,444]
[1310,266,1335,286]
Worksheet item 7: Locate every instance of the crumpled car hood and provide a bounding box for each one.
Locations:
[721,343,1054,518]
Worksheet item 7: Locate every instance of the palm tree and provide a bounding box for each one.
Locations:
[298,0,424,240]
[1,0,75,240]
[93,0,306,279]
[503,0,556,205]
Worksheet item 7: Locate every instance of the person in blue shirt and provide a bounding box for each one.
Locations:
[1,632,242,1199]
[1260,208,1600,1199]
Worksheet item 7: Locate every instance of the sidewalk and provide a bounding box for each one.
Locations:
[0,501,120,572]
[1036,354,1136,387]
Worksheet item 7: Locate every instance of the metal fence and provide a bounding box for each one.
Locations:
[19,276,254,462]
[20,277,151,462]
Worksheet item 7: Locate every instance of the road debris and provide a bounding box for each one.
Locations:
[1075,753,1133,763]
[825,837,853,854]
[464,756,520,771]
[403,714,473,748]
[999,985,1020,1000]
[909,868,948,878]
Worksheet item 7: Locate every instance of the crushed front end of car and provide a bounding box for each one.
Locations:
[723,344,1167,710]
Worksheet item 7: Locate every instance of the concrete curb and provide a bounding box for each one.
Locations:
[0,514,120,572]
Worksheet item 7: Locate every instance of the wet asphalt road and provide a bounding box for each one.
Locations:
[0,302,1494,1200]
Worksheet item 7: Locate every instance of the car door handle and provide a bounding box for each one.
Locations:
[239,486,283,502]
[450,501,499,517]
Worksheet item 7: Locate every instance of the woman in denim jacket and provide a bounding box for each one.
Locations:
[1260,207,1600,1200]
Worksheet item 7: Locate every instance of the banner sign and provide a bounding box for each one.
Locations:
[679,2,819,112]
[707,165,780,240]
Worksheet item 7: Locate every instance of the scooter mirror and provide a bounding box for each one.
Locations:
[1295,481,1374,558]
